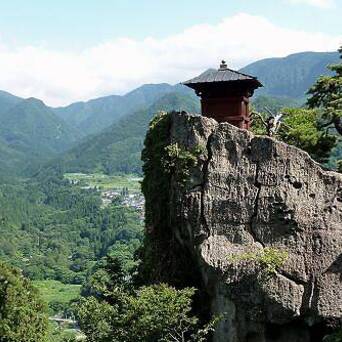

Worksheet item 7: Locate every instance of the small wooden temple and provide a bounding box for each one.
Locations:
[183,61,262,129]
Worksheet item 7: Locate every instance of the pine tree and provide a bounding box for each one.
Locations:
[307,46,342,135]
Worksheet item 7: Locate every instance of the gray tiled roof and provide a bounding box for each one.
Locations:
[183,61,262,86]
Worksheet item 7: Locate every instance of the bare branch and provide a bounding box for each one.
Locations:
[264,106,275,117]
[251,111,267,127]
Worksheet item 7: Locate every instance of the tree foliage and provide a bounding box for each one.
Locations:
[76,257,216,342]
[278,108,337,163]
[0,261,48,342]
[252,95,303,113]
[252,108,336,163]
[0,171,143,285]
[337,160,342,173]
[307,46,342,135]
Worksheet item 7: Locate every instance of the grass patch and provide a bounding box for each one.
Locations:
[33,280,81,315]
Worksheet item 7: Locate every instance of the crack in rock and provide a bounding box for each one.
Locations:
[249,162,265,247]
[199,128,217,238]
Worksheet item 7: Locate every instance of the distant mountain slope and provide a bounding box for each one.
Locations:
[0,98,79,175]
[0,139,23,176]
[251,95,303,112]
[53,94,125,134]
[54,83,192,136]
[54,91,200,175]
[0,90,22,115]
[0,50,340,177]
[240,51,339,99]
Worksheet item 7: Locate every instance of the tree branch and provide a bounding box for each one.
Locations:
[251,111,267,127]
[264,106,275,117]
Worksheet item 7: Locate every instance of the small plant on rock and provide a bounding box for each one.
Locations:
[228,247,288,275]
[162,142,204,186]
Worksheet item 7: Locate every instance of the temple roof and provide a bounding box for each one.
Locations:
[183,61,262,88]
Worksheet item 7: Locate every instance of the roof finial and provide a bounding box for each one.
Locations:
[219,60,227,70]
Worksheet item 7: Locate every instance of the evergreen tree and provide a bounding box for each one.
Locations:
[307,46,342,135]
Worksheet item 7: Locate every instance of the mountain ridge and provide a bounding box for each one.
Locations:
[0,50,340,176]
[240,50,339,99]
[51,90,200,175]
[53,83,192,136]
[0,97,79,175]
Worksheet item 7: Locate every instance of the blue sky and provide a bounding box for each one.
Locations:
[0,0,340,105]
[0,0,340,48]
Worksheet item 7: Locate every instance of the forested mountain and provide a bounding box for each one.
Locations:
[0,50,339,178]
[0,98,79,176]
[0,98,78,153]
[51,51,339,138]
[240,51,339,99]
[251,95,303,112]
[54,91,200,174]
[0,90,22,115]
[45,51,342,175]
[54,83,192,136]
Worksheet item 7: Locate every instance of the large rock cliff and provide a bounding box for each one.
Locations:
[142,111,342,342]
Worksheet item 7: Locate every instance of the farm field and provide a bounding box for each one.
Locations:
[33,280,81,315]
[64,173,142,192]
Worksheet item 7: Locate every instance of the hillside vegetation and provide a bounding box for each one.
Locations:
[54,91,200,174]
[0,51,340,177]
[0,171,143,285]
[0,49,341,341]
[0,97,79,176]
[53,83,192,136]
[241,51,339,99]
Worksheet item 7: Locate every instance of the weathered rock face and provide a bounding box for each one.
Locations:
[162,112,342,341]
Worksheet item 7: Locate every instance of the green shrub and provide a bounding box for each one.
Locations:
[251,108,337,164]
[76,256,218,342]
[229,247,288,275]
[163,142,203,186]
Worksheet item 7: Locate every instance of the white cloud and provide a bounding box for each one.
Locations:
[287,0,335,8]
[0,13,340,106]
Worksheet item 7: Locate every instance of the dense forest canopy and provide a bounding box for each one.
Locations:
[0,171,143,284]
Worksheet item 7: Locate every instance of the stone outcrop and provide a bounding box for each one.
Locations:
[149,112,342,342]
